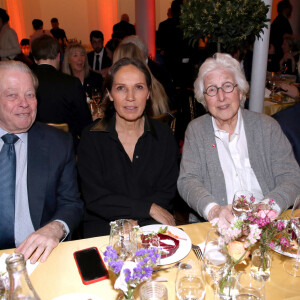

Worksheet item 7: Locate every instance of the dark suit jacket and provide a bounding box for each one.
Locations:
[273,103,300,166]
[112,20,136,39]
[34,64,92,147]
[27,122,83,236]
[87,49,112,71]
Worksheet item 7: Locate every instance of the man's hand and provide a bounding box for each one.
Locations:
[149,203,176,226]
[15,221,65,264]
[208,204,233,228]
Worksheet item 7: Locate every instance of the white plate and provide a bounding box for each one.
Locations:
[272,220,297,258]
[273,245,297,258]
[141,224,192,265]
[52,293,103,300]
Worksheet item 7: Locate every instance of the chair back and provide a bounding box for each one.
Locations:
[46,123,69,133]
[151,110,177,134]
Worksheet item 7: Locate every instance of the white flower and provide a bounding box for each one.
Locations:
[114,261,136,295]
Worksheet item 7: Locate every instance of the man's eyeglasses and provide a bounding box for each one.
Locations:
[204,82,238,97]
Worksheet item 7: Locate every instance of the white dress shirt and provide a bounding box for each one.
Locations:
[204,109,272,218]
[93,48,104,71]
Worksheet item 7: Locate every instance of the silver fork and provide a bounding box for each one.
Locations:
[192,244,204,261]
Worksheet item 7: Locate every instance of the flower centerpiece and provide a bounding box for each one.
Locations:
[179,0,270,52]
[104,246,160,300]
[212,199,292,295]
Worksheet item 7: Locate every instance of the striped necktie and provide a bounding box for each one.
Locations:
[0,133,19,249]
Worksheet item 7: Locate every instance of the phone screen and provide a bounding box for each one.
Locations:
[74,247,108,284]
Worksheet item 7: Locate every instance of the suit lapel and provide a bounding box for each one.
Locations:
[27,123,49,230]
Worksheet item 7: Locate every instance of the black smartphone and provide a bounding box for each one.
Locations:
[74,247,109,285]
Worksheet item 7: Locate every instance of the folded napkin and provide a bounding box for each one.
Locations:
[199,242,227,266]
[265,88,271,98]
[0,253,39,289]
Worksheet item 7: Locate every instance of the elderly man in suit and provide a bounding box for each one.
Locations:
[31,35,92,149]
[0,60,83,263]
[87,30,112,77]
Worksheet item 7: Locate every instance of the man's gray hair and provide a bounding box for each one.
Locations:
[0,61,38,90]
[121,35,148,59]
[194,53,249,109]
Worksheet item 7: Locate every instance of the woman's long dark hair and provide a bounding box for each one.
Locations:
[101,57,153,123]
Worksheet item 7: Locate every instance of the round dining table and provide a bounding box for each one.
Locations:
[1,221,299,300]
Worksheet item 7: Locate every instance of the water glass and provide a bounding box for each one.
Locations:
[232,190,253,218]
[139,281,168,300]
[175,259,206,300]
[109,219,137,260]
[233,271,265,300]
[284,195,300,277]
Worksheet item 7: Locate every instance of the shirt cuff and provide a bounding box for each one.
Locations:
[204,202,219,220]
[55,220,69,242]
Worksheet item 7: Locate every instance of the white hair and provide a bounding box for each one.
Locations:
[121,35,149,59]
[0,60,38,89]
[194,53,249,109]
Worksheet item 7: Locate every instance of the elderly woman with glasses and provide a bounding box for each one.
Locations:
[178,53,300,227]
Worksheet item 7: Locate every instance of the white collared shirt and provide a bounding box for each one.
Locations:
[93,48,104,71]
[204,109,265,218]
[0,128,35,246]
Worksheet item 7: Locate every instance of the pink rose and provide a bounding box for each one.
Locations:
[227,241,250,262]
[256,209,279,221]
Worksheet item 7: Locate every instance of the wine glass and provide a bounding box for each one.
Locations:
[284,195,300,277]
[175,259,206,300]
[203,229,227,299]
[233,271,265,300]
[109,219,137,260]
[232,190,254,218]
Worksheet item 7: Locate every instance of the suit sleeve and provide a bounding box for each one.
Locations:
[48,132,83,234]
[70,78,92,137]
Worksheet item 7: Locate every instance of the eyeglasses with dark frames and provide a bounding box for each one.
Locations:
[204,82,238,97]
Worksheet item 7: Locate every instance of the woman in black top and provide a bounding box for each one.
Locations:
[77,58,179,237]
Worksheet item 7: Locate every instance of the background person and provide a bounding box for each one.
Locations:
[0,8,21,61]
[78,58,179,237]
[0,61,83,263]
[62,43,103,99]
[177,53,300,227]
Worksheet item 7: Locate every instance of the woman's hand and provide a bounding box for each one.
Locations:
[207,204,233,228]
[149,203,176,226]
[279,83,299,98]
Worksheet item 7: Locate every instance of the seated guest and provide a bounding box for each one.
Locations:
[177,53,300,226]
[0,61,83,262]
[62,43,103,98]
[78,58,179,237]
[105,38,121,61]
[31,35,92,148]
[87,30,112,77]
[113,42,169,116]
[273,84,300,166]
[122,35,176,109]
[279,36,299,74]
[0,8,21,61]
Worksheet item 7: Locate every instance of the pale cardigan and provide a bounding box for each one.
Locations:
[177,109,300,222]
[0,23,21,60]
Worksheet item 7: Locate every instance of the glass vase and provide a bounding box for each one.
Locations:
[251,248,272,280]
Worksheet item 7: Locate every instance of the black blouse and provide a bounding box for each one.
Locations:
[77,114,179,237]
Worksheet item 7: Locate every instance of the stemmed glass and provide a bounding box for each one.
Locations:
[91,88,102,116]
[284,195,300,277]
[232,190,254,218]
[109,219,137,260]
[233,271,265,300]
[175,259,206,300]
[203,229,227,299]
